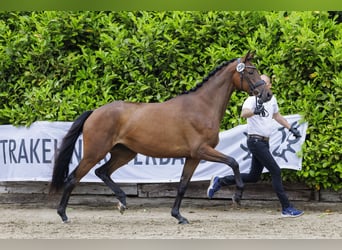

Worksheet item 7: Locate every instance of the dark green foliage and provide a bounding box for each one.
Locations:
[0,11,340,190]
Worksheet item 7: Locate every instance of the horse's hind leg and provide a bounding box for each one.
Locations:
[95,144,137,214]
[57,158,98,223]
[56,172,75,222]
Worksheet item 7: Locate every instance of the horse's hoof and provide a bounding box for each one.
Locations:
[232,194,241,207]
[117,201,127,214]
[62,219,70,224]
[178,218,189,224]
[58,210,69,223]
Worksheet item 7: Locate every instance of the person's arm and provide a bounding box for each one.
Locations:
[241,105,266,118]
[241,108,254,118]
[273,112,291,129]
[273,112,301,138]
[241,96,265,118]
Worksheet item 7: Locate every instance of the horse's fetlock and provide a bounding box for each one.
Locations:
[171,209,179,218]
[117,192,127,206]
[237,183,244,191]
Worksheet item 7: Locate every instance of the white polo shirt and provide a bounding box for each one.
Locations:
[242,95,279,137]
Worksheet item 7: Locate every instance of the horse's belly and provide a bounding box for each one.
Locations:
[121,128,190,158]
[136,145,189,158]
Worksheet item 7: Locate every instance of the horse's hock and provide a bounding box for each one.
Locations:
[0,181,341,206]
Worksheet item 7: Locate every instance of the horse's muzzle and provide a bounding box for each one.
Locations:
[258,89,273,103]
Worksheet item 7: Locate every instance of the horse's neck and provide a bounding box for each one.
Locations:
[194,67,235,121]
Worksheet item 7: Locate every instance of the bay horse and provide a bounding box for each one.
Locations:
[49,51,272,224]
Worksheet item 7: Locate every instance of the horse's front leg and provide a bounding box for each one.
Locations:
[226,156,244,204]
[171,158,200,224]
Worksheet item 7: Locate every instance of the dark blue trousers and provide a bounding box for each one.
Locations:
[220,137,291,209]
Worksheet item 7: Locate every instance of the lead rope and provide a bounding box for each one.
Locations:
[255,96,269,117]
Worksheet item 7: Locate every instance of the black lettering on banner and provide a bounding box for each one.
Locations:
[145,156,157,165]
[9,139,17,163]
[30,139,40,163]
[18,139,29,163]
[0,137,85,165]
[160,158,170,165]
[134,155,143,165]
[42,139,52,163]
[0,140,8,164]
[272,124,300,163]
[134,155,186,166]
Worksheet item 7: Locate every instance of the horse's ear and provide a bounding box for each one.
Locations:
[244,50,254,62]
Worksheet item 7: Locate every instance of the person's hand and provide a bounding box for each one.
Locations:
[289,124,301,138]
[254,104,266,116]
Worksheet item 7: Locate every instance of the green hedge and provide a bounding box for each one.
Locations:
[0,11,341,191]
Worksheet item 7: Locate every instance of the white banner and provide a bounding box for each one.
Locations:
[0,115,307,183]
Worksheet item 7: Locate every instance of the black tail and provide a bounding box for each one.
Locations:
[49,111,93,194]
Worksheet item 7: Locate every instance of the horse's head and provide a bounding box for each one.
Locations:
[233,51,273,103]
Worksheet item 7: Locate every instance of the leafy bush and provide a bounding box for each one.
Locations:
[0,11,341,190]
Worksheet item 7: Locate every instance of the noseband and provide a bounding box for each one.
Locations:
[236,58,265,97]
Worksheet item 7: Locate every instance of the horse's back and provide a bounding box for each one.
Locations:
[83,101,149,137]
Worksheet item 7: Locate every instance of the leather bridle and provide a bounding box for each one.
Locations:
[236,58,266,97]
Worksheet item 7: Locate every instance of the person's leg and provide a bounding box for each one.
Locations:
[249,140,291,209]
[219,156,264,186]
[248,139,303,217]
[208,138,304,216]
[207,138,264,199]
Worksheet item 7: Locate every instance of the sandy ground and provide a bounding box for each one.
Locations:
[0,197,341,239]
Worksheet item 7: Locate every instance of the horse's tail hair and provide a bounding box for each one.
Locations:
[49,110,93,194]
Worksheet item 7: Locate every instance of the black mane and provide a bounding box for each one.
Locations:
[181,58,236,95]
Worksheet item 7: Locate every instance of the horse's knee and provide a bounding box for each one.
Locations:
[95,167,112,183]
[227,158,244,190]
[227,157,239,170]
[95,167,106,177]
[95,169,102,179]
